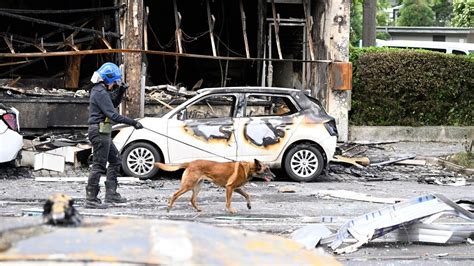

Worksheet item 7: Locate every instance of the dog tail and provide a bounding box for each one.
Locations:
[154,162,188,172]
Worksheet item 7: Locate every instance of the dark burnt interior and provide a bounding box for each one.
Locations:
[0,0,306,91]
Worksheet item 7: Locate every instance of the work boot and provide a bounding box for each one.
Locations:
[104,181,127,203]
[85,185,107,209]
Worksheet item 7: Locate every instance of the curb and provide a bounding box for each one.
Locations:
[349,126,474,143]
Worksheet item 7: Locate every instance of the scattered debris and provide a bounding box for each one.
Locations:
[20,133,91,172]
[42,194,81,226]
[370,155,416,166]
[35,176,142,184]
[394,159,426,166]
[290,224,332,249]
[313,190,405,204]
[418,176,467,186]
[278,185,297,193]
[292,194,474,254]
[332,155,370,168]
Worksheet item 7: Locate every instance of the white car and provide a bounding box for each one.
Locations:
[0,103,22,166]
[113,87,338,181]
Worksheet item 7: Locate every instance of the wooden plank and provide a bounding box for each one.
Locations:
[64,48,81,89]
[239,0,250,58]
[332,155,370,168]
[302,0,315,61]
[270,0,283,59]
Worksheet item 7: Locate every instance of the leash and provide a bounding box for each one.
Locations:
[139,126,237,162]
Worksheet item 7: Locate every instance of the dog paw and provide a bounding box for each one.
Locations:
[227,208,237,214]
[247,203,252,210]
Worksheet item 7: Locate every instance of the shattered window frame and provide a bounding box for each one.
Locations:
[178,93,238,120]
[243,94,300,118]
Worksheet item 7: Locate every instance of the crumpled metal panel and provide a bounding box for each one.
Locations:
[0,217,340,265]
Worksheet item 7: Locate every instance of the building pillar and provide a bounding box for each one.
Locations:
[122,0,144,118]
[313,0,351,142]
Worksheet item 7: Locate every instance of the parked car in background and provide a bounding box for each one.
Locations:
[376,40,474,55]
[0,103,22,166]
[113,87,338,182]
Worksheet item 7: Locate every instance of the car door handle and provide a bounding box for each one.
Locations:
[221,125,234,131]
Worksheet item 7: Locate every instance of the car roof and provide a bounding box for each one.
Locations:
[197,87,302,94]
[376,40,474,53]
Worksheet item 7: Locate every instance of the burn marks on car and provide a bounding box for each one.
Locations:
[183,119,233,142]
[244,118,291,147]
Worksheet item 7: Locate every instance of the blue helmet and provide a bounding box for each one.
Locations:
[97,62,122,85]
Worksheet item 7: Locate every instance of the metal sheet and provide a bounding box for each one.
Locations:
[0,217,340,265]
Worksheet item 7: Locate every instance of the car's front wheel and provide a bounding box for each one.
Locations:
[283,143,324,182]
[122,142,161,179]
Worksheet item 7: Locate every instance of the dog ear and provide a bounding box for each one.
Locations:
[254,159,262,170]
[43,199,53,214]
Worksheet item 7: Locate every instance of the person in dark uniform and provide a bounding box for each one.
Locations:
[85,62,143,208]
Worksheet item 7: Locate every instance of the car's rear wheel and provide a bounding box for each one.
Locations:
[283,144,324,182]
[122,142,161,179]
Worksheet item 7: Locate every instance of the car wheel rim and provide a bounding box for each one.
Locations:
[127,147,155,176]
[290,149,318,178]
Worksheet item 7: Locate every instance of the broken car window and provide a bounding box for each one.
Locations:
[183,94,236,120]
[245,95,297,117]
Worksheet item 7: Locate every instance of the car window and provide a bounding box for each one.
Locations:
[181,94,236,120]
[452,50,467,55]
[245,95,298,117]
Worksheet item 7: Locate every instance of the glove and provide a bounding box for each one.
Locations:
[134,122,144,130]
[117,82,129,93]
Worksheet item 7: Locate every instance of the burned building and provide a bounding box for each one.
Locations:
[0,0,351,141]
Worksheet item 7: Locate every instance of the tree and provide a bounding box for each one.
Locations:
[397,0,435,26]
[350,0,391,46]
[451,0,474,27]
[431,0,453,26]
[362,0,377,46]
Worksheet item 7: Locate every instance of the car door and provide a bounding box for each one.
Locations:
[167,93,238,163]
[234,93,302,162]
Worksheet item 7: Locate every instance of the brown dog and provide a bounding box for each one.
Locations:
[155,159,275,214]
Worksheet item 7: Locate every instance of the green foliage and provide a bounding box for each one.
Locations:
[431,0,453,26]
[350,0,392,46]
[349,47,474,126]
[447,152,474,168]
[451,0,474,27]
[397,0,435,26]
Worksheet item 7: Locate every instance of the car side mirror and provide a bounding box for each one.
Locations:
[177,109,187,120]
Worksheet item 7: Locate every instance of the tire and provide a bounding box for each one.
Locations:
[283,144,324,182]
[122,142,161,179]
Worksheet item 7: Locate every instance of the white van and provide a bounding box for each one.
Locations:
[376,40,474,55]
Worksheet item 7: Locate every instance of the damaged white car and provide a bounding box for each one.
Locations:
[0,103,22,166]
[113,87,338,181]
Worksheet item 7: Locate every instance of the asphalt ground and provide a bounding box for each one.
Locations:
[0,141,472,265]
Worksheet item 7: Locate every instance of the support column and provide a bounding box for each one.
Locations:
[123,0,144,118]
[313,0,351,142]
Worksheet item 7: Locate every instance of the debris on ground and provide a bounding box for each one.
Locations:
[291,194,474,254]
[21,133,91,172]
[312,190,405,204]
[418,176,467,186]
[329,142,472,182]
[278,185,297,193]
[331,155,370,168]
